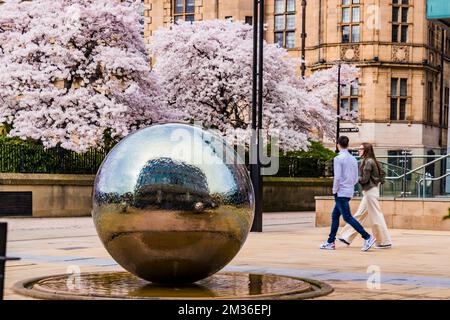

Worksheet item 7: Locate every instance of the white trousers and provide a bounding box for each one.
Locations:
[339,186,392,246]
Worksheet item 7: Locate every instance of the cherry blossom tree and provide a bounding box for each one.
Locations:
[150,20,359,151]
[0,0,168,152]
[304,64,360,123]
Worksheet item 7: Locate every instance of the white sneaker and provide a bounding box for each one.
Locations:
[361,235,376,252]
[320,241,336,250]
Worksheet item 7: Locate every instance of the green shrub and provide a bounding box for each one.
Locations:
[0,137,107,174]
[283,141,336,161]
[276,141,335,178]
[0,135,39,147]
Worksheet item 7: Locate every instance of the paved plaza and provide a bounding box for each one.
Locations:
[2,212,450,300]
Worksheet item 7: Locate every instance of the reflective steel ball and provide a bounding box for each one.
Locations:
[92,123,255,284]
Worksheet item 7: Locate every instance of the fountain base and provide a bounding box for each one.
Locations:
[13,271,333,300]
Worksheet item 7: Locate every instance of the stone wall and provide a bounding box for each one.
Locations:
[4,173,449,231]
[263,177,333,212]
[0,173,94,217]
[0,174,334,217]
[315,196,450,231]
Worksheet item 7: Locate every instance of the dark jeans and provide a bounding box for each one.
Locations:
[328,195,370,243]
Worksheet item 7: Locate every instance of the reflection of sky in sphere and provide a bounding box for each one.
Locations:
[97,124,237,195]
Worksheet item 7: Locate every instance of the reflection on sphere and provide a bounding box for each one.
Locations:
[92,123,254,284]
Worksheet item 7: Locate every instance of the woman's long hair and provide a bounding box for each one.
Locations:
[361,142,382,174]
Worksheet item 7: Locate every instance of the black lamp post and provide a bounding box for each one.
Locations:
[335,63,342,153]
[0,223,20,300]
[301,0,307,78]
[250,0,264,232]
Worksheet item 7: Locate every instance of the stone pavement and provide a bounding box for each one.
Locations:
[2,212,450,300]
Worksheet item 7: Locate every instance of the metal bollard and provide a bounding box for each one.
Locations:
[0,223,20,300]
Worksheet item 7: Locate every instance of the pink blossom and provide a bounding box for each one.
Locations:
[0,0,168,152]
[151,20,359,151]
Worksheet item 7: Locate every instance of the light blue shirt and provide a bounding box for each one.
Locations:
[333,149,359,198]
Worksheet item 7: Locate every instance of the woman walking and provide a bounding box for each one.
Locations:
[338,143,392,249]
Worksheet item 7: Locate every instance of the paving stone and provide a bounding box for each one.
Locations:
[2,212,450,300]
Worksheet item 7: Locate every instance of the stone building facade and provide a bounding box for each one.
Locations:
[142,0,450,159]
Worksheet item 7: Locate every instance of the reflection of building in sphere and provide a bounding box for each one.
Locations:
[134,158,212,210]
[222,164,252,205]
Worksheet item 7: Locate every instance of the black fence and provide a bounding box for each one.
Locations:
[0,142,330,177]
[0,143,108,175]
[274,157,331,178]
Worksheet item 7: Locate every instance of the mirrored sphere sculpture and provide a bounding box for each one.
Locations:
[92,124,255,284]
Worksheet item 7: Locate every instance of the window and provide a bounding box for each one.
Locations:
[341,0,360,43]
[392,0,409,43]
[173,0,195,23]
[429,26,445,52]
[390,78,407,121]
[245,16,253,25]
[225,16,233,22]
[445,32,450,55]
[274,0,296,49]
[426,81,434,124]
[139,0,145,36]
[388,150,412,181]
[341,80,359,113]
[443,87,449,128]
[429,25,436,48]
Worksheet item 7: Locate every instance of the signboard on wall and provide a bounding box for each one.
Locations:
[339,127,359,133]
[427,0,450,27]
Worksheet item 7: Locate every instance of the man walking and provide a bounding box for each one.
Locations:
[320,136,376,252]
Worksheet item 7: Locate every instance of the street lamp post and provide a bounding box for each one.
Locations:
[250,0,264,232]
[336,63,342,153]
[0,223,20,300]
[301,0,307,78]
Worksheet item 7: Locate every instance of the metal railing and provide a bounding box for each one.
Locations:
[2,141,450,198]
[356,152,450,199]
[0,143,108,175]
[385,153,450,197]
